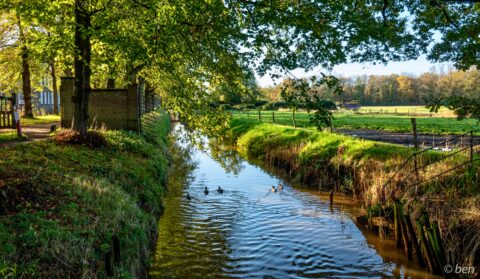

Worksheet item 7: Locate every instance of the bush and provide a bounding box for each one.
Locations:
[54,130,108,148]
[219,104,232,110]
[261,101,289,110]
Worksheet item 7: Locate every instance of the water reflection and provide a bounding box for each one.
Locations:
[150,125,440,278]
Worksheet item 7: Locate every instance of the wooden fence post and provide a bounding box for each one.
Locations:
[411,118,419,150]
[292,109,296,128]
[272,111,275,123]
[11,94,17,128]
[258,110,261,120]
[412,118,419,195]
[247,110,249,118]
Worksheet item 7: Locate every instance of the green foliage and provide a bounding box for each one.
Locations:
[307,99,337,130]
[261,101,288,110]
[427,96,480,122]
[0,111,170,277]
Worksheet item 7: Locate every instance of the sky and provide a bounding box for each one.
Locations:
[256,55,451,87]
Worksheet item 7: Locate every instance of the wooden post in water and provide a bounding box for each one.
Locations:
[399,207,412,259]
[329,189,334,205]
[430,221,447,271]
[394,202,402,248]
[416,219,435,272]
[405,214,424,267]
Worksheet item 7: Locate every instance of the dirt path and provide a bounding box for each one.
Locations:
[0,122,59,148]
[335,128,480,148]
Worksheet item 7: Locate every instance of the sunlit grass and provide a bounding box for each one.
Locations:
[20,115,60,126]
[0,131,19,143]
[233,110,480,135]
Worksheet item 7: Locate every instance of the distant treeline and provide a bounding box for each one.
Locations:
[260,68,480,106]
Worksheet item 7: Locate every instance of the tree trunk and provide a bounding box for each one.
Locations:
[18,16,33,118]
[72,1,92,135]
[21,46,34,118]
[106,78,115,89]
[50,60,59,115]
[106,64,116,88]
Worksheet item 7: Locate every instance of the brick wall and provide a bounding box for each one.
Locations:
[60,77,140,131]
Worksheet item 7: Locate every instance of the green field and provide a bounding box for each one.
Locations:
[233,108,480,135]
[356,106,454,116]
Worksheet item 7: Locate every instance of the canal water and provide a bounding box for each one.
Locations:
[149,125,439,278]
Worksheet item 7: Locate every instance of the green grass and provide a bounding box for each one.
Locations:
[230,118,479,202]
[0,131,21,143]
[358,105,454,115]
[0,110,170,278]
[233,110,480,135]
[21,115,60,126]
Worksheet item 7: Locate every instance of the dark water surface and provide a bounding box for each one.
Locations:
[149,125,439,278]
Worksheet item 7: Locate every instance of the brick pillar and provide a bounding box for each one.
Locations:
[60,77,74,128]
[127,84,140,132]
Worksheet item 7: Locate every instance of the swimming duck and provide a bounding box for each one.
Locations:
[186,193,191,200]
[204,187,209,195]
[278,183,283,190]
[217,186,224,194]
[271,186,277,192]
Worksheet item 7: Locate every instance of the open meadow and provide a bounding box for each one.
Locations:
[232,106,480,135]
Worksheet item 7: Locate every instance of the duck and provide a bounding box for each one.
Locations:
[217,186,224,194]
[277,183,283,190]
[186,193,191,200]
[204,187,209,195]
[271,186,277,192]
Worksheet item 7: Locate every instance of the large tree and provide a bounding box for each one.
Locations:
[71,0,425,136]
[2,0,439,135]
[409,1,480,120]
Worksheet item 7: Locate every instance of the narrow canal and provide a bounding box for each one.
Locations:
[149,125,439,278]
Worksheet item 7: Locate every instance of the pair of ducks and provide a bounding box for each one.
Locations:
[205,186,224,195]
[186,186,223,200]
[271,183,284,192]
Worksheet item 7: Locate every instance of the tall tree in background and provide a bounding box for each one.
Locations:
[17,13,34,117]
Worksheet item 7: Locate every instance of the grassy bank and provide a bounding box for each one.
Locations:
[0,111,170,278]
[229,118,480,271]
[233,110,480,135]
[230,118,478,203]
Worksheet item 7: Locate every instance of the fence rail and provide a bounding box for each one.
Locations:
[382,129,480,204]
